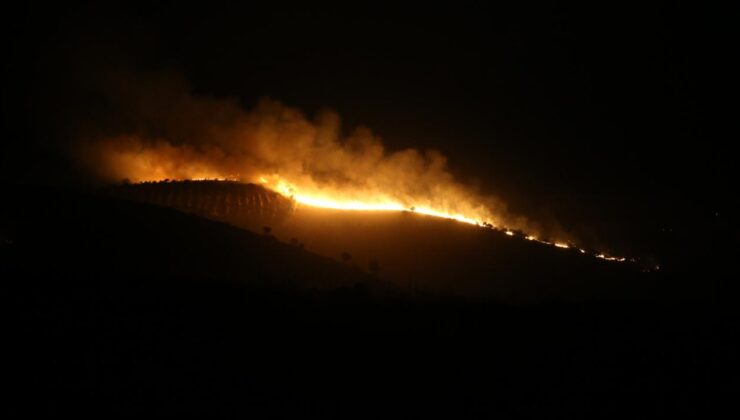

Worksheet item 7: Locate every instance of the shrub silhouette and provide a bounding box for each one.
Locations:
[340,251,352,264]
[263,226,272,236]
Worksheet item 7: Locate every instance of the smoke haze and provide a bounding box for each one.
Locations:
[74,69,552,237]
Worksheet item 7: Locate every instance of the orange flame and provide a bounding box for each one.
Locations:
[79,86,632,264]
[252,174,631,263]
[258,174,483,225]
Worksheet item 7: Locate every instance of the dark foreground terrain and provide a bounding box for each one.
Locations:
[106,180,661,301]
[4,186,738,416]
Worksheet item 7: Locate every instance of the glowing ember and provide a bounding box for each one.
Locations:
[505,230,515,236]
[554,243,570,249]
[596,254,626,262]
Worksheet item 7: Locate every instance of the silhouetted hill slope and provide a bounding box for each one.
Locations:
[104,180,295,232]
[3,185,372,292]
[4,185,738,416]
[278,206,650,300]
[100,180,653,301]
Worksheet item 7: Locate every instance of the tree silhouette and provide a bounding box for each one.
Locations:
[340,251,352,264]
[263,226,272,236]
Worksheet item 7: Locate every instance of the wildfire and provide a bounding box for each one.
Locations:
[258,175,482,226]
[596,254,627,262]
[121,175,633,266]
[192,176,238,182]
[252,174,634,263]
[79,78,638,267]
[255,173,635,266]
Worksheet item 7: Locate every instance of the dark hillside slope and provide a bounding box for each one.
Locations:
[3,185,738,416]
[103,180,651,301]
[279,206,649,300]
[104,180,295,232]
[3,185,368,291]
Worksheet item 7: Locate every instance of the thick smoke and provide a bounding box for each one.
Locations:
[75,69,549,235]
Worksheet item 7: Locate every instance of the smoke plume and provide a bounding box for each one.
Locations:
[74,69,545,235]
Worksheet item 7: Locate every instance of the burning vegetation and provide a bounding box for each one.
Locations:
[76,71,522,229]
[75,70,630,263]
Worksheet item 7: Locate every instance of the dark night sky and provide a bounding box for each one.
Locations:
[3,2,737,261]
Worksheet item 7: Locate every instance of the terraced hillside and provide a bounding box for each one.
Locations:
[105,180,295,230]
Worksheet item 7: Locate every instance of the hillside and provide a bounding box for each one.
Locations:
[4,185,738,416]
[102,180,652,301]
[104,180,295,232]
[277,206,648,300]
[3,184,374,293]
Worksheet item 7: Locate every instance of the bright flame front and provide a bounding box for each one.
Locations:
[256,174,631,264]
[259,175,482,226]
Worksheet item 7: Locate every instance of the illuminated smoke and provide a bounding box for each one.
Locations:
[71,69,635,262]
[76,69,530,231]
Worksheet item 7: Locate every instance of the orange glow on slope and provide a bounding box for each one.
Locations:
[258,175,482,226]
[84,91,635,265]
[124,176,633,264]
[253,174,632,263]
